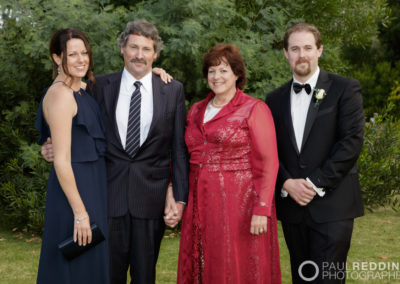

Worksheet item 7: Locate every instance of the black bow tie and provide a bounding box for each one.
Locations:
[293,83,312,94]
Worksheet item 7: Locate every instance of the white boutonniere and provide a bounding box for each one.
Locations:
[313,88,326,108]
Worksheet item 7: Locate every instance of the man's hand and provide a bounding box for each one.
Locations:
[164,185,185,228]
[152,67,173,84]
[41,137,54,162]
[283,178,316,206]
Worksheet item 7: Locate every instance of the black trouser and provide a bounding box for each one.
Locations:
[108,214,165,284]
[282,211,354,284]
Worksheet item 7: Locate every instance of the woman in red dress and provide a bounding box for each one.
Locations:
[177,44,281,283]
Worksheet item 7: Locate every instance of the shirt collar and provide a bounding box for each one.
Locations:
[122,68,152,92]
[292,66,320,89]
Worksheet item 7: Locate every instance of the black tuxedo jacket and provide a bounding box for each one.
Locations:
[265,69,364,224]
[88,72,189,218]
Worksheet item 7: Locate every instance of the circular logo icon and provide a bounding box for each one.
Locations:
[298,260,319,281]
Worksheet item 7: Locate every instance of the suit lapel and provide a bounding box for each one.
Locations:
[281,81,300,155]
[301,69,332,150]
[142,74,166,145]
[103,72,123,148]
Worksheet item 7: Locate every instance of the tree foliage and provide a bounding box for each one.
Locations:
[358,105,400,211]
[379,0,400,62]
[0,0,396,231]
[344,0,400,118]
[0,144,50,232]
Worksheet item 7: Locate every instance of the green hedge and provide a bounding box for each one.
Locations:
[358,105,400,211]
[0,143,50,232]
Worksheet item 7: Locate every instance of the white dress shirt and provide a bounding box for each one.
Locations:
[281,67,325,198]
[116,69,153,149]
[291,67,320,152]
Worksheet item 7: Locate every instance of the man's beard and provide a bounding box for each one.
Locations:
[294,58,311,77]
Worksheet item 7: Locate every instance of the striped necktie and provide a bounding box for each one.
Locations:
[125,81,142,158]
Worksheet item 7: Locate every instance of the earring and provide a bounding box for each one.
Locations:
[57,65,60,74]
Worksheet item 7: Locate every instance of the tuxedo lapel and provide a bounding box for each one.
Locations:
[103,72,123,148]
[281,81,300,155]
[301,69,332,150]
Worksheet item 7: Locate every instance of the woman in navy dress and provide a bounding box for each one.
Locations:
[36,28,109,283]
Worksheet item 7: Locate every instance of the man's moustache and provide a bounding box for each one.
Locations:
[296,58,309,65]
[130,58,147,65]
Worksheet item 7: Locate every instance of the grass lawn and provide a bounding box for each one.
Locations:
[0,208,399,283]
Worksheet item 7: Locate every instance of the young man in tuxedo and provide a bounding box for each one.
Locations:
[42,19,188,284]
[265,22,364,283]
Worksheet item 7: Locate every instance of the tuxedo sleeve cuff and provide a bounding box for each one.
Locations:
[306,177,326,197]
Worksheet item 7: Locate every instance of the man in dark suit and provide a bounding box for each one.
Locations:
[42,19,188,284]
[265,22,364,283]
[87,19,188,284]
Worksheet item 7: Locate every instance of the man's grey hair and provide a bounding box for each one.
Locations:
[117,19,163,56]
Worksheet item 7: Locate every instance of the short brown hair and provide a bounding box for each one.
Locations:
[117,19,163,56]
[202,44,246,90]
[284,22,322,50]
[49,28,95,84]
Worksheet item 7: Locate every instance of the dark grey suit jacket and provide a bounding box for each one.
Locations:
[88,72,189,218]
[265,69,364,224]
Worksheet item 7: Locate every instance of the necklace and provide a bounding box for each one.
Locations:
[52,80,67,86]
[52,80,82,94]
[211,98,229,108]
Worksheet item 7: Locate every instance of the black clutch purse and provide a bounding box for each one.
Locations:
[58,223,105,261]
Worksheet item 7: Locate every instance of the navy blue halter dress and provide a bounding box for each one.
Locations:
[36,88,109,284]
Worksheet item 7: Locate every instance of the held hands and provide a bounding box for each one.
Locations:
[41,137,54,162]
[250,215,268,236]
[73,213,92,246]
[152,67,173,84]
[283,178,316,206]
[164,185,184,228]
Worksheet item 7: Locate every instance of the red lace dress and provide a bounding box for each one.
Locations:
[178,89,281,284]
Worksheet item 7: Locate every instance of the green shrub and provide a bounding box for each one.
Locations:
[350,61,400,118]
[358,105,400,211]
[0,143,50,233]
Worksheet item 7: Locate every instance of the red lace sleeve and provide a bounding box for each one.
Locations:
[248,102,279,216]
